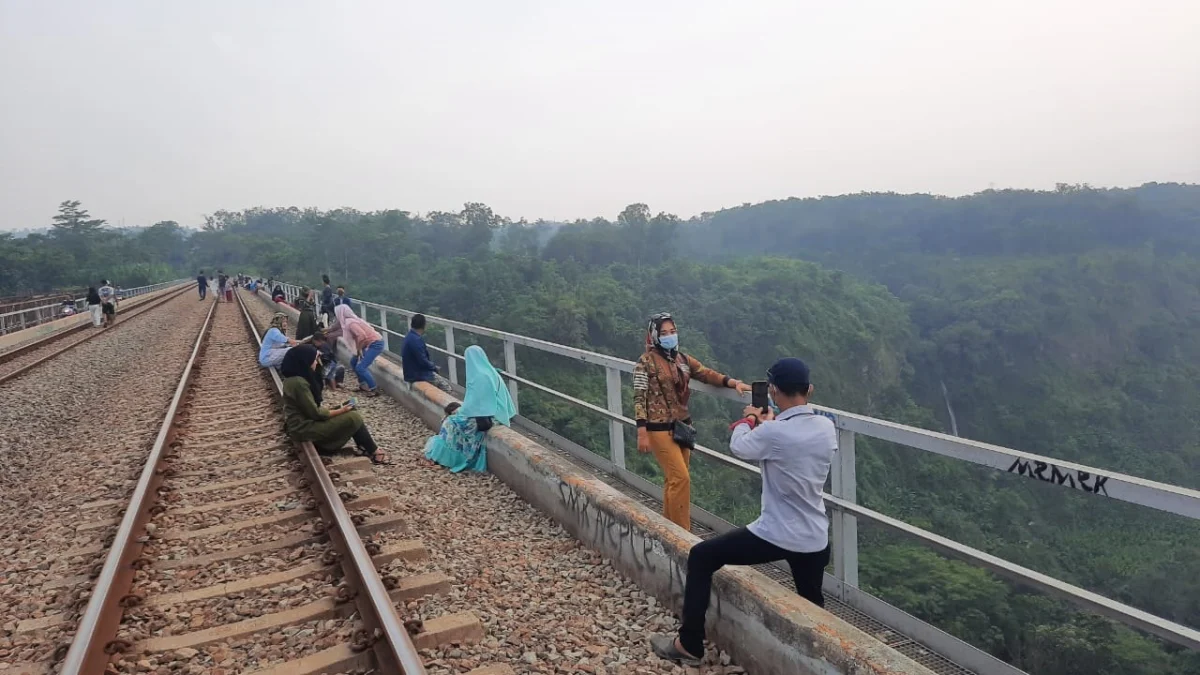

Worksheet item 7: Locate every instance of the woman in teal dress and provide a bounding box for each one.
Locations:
[424,345,517,473]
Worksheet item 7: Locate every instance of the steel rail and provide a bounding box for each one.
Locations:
[59,298,218,675]
[233,290,425,675]
[0,283,193,385]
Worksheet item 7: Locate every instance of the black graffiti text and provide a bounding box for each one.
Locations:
[1007,459,1110,495]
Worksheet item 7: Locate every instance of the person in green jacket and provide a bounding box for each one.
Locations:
[279,344,388,464]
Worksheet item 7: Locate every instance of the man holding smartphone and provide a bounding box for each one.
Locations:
[650,357,837,666]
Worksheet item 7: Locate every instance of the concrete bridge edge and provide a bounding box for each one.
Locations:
[251,289,935,675]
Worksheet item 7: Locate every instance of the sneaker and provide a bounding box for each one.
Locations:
[649,634,700,667]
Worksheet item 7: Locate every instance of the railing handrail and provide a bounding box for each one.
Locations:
[272,280,1200,653]
[0,279,190,321]
[300,290,1200,520]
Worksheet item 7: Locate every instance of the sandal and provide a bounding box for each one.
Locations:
[358,447,390,465]
[649,635,700,667]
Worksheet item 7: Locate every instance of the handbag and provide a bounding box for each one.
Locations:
[654,352,698,449]
[672,420,697,449]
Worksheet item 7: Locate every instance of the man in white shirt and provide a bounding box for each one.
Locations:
[97,280,117,328]
[651,357,837,666]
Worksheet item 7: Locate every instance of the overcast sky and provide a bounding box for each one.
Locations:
[1,0,1197,230]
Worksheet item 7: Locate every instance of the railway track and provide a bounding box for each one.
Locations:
[45,291,497,674]
[0,284,192,386]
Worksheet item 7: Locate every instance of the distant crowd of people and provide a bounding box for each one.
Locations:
[237,272,836,667]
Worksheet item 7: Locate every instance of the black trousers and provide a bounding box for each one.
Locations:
[679,527,830,656]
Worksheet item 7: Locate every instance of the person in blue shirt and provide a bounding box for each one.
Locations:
[259,313,298,368]
[401,314,440,383]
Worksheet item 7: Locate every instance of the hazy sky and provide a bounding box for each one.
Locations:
[1,0,1197,230]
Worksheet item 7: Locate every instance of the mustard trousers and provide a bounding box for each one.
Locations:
[648,430,692,530]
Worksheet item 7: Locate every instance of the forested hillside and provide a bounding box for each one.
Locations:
[2,185,1198,674]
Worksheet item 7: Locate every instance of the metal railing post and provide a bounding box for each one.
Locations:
[379,310,389,351]
[831,428,859,593]
[445,326,458,386]
[503,339,519,412]
[606,367,625,469]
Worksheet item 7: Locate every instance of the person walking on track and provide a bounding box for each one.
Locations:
[98,280,117,328]
[633,312,750,530]
[197,271,207,300]
[86,286,103,327]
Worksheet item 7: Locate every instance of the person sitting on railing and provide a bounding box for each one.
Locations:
[650,357,835,666]
[334,304,385,397]
[259,313,298,368]
[401,313,441,384]
[295,287,319,341]
[634,312,751,530]
[279,344,388,464]
[272,284,286,303]
[423,346,516,473]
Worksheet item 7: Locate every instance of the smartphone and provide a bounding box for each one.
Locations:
[341,398,357,409]
[751,381,769,412]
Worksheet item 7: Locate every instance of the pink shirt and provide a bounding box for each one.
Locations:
[345,320,381,350]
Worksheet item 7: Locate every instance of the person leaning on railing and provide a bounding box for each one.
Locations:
[650,357,835,666]
[633,312,750,530]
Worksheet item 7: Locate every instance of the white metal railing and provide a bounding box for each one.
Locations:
[0,279,189,334]
[274,281,1200,672]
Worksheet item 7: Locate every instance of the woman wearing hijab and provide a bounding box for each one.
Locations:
[423,346,517,473]
[279,344,388,464]
[294,287,319,341]
[334,304,385,397]
[633,312,750,529]
[259,313,298,368]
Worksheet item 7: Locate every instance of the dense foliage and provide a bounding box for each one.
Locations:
[4,185,1198,674]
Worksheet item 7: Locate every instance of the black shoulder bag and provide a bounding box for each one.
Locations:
[654,352,697,449]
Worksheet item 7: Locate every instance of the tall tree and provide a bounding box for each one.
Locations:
[50,200,107,265]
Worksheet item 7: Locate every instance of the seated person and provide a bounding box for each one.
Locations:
[649,358,835,666]
[423,346,515,473]
[310,329,346,390]
[279,345,388,464]
[272,285,286,303]
[258,313,297,368]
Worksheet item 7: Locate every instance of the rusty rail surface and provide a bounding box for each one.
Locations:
[0,283,193,386]
[58,298,219,675]
[231,290,426,675]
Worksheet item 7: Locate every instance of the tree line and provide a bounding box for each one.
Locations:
[3,184,1198,674]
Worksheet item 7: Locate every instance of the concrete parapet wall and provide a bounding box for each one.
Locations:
[249,289,933,675]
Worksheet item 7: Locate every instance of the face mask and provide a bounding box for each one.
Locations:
[658,334,678,351]
[768,386,781,415]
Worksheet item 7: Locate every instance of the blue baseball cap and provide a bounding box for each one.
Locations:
[767,357,810,391]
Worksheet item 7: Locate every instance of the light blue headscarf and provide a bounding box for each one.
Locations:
[458,345,517,424]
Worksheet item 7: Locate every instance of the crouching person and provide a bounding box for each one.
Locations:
[650,357,835,666]
[310,329,346,390]
[279,345,388,465]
